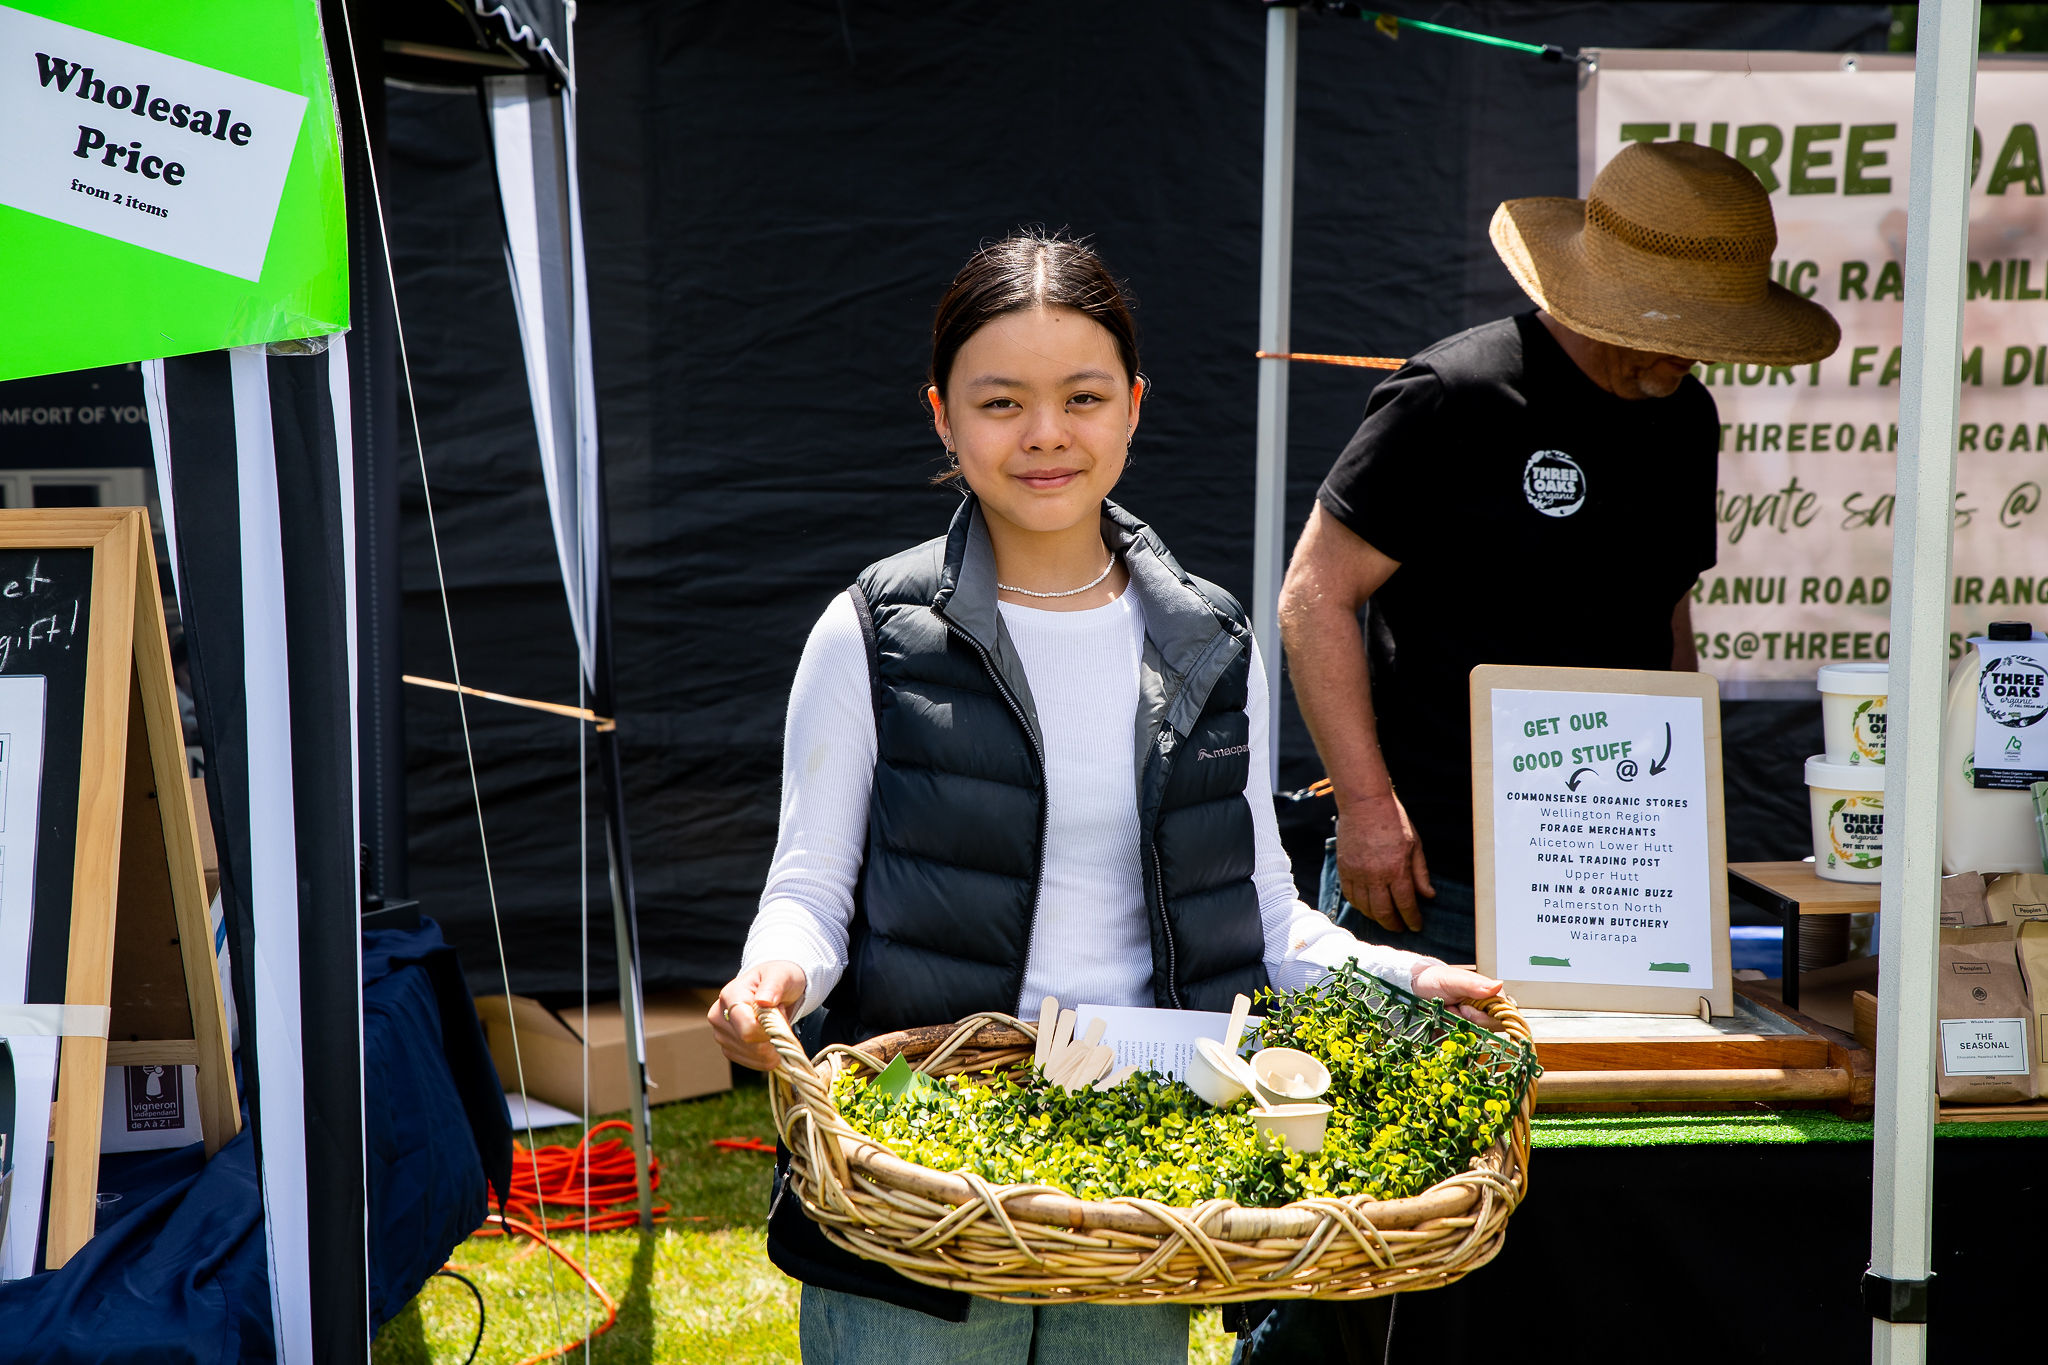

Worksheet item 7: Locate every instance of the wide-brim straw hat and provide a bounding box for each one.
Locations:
[1491,140,1840,366]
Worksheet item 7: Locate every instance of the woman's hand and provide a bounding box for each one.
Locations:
[709,960,809,1071]
[1409,961,1505,1028]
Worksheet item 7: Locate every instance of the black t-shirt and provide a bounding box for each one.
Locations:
[1316,311,1719,885]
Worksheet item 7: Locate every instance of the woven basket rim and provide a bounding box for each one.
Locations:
[765,1000,1533,1245]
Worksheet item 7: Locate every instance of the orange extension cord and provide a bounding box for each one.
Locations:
[443,1120,663,1362]
[479,1118,670,1236]
[466,1213,621,1365]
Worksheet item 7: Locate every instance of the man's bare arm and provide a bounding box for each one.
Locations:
[1278,505,1432,931]
[1279,506,1398,806]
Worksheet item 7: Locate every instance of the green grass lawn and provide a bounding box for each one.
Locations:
[370,1076,1239,1363]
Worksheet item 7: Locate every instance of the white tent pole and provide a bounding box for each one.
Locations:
[1869,2,1979,1359]
[1252,0,1298,785]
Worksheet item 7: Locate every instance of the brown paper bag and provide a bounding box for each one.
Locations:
[1941,873,1994,928]
[1986,872,2048,925]
[1937,923,2036,1104]
[2018,922,2048,1102]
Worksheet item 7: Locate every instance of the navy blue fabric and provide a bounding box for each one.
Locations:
[94,1142,210,1235]
[362,943,491,1331]
[0,1129,271,1365]
[0,917,508,1356]
[362,917,514,1207]
[360,917,511,1331]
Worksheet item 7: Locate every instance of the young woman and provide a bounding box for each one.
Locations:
[709,232,1501,1365]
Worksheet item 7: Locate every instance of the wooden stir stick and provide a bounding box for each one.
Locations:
[1032,998,1124,1091]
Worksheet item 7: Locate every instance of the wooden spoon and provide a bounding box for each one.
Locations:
[1224,993,1251,1054]
[1034,996,1059,1067]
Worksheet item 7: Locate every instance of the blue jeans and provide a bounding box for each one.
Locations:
[1320,836,1478,965]
[799,1284,1190,1364]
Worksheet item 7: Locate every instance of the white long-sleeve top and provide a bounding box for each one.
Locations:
[741,589,1435,1017]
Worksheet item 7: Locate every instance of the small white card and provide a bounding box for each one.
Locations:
[1072,1004,1257,1082]
[1939,1017,2032,1076]
[99,1063,202,1154]
[0,7,309,281]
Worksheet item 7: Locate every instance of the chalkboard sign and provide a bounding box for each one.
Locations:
[0,511,233,1272]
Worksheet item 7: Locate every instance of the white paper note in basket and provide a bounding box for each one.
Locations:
[1072,1004,1261,1083]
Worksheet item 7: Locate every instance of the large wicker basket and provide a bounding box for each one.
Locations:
[761,991,1535,1305]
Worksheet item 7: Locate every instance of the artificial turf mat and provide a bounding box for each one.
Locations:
[1533,1109,2048,1147]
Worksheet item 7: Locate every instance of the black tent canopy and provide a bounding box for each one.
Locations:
[384,1,1891,1001]
[378,0,568,82]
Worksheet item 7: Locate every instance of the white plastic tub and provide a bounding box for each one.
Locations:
[1252,1102,1332,1153]
[1807,756,1885,883]
[1817,663,1888,765]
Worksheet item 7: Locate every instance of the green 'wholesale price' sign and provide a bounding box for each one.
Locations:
[0,1,348,380]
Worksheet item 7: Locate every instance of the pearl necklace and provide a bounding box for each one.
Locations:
[997,553,1118,599]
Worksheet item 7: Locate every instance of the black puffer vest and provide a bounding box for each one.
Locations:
[767,494,1272,1318]
[822,493,1269,1042]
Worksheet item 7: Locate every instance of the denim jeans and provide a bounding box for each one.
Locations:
[1319,836,1478,964]
[799,1284,1190,1364]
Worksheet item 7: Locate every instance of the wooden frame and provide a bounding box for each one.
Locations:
[1471,664,1734,1017]
[0,511,238,1268]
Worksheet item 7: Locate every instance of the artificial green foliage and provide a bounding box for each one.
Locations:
[835,964,1540,1209]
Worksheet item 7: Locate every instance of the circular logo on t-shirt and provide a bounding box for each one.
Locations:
[1522,450,1586,517]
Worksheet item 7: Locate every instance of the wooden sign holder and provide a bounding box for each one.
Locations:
[0,511,238,1268]
[1471,664,1734,1018]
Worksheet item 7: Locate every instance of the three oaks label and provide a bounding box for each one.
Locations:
[1823,792,1885,873]
[1488,687,1717,991]
[1850,699,1885,764]
[1972,636,2048,789]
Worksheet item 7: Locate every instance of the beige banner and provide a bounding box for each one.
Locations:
[1586,50,2048,696]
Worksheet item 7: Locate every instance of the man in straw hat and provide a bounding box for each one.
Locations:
[1272,140,1839,982]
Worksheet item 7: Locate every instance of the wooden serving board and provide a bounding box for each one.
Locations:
[1530,982,1873,1117]
[1729,860,1882,915]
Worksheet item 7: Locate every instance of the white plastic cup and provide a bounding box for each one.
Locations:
[1250,1047,1332,1108]
[1187,1036,1251,1107]
[1817,663,1888,766]
[1252,1103,1333,1153]
[1807,755,1885,883]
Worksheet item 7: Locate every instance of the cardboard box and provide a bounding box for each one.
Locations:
[474,990,732,1116]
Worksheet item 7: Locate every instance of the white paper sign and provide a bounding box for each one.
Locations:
[1073,1004,1247,1082]
[1489,688,1716,990]
[0,675,50,1282]
[0,677,46,1004]
[1940,1017,2032,1076]
[0,7,308,281]
[1969,636,2048,789]
[0,1034,56,1282]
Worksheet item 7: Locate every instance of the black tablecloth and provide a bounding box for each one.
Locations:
[1386,1134,2046,1364]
